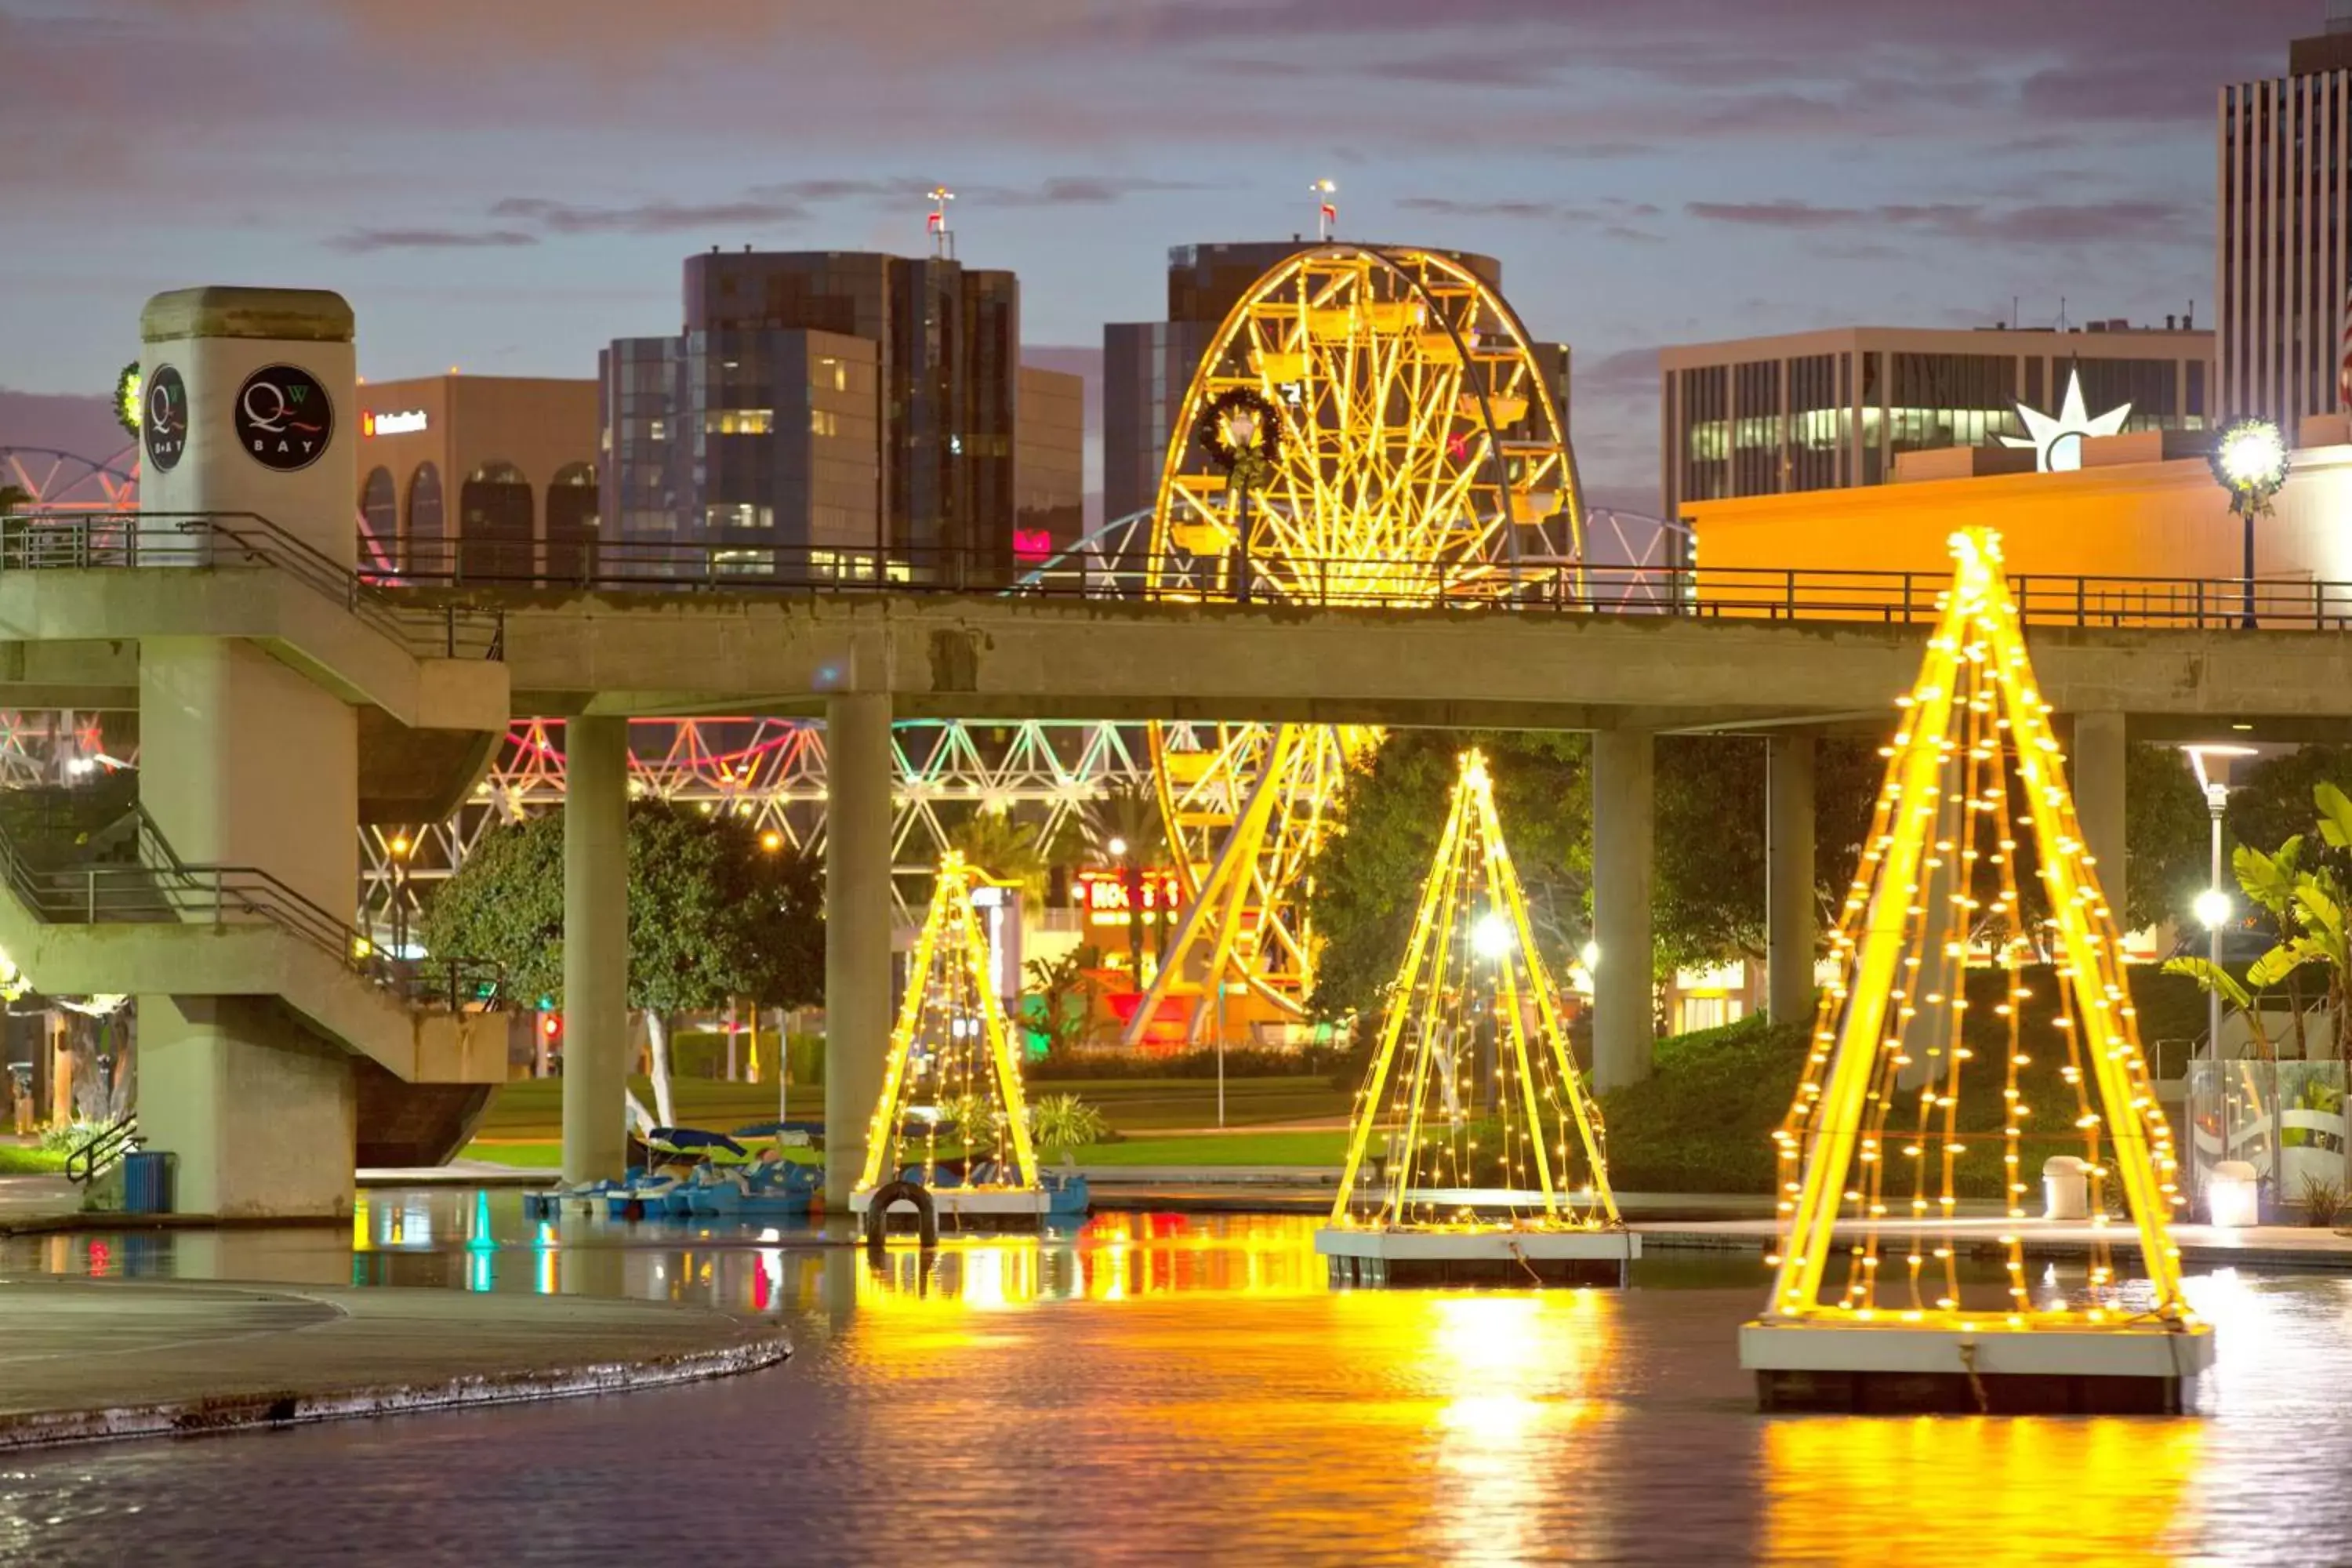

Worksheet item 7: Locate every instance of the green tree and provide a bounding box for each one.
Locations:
[419,802,823,1127]
[1305,731,1588,1021]
[2124,742,2210,935]
[2228,746,2352,873]
[1077,779,1167,976]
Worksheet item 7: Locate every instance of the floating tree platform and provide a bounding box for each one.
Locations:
[1316,1225,1639,1287]
[1740,1319,2214,1414]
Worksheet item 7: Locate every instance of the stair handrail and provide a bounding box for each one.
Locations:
[0,508,505,662]
[0,808,504,1016]
[64,1113,138,1187]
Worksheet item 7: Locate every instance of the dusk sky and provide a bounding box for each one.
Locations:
[0,0,2321,509]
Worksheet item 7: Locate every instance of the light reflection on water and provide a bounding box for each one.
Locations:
[2,1197,2351,1564]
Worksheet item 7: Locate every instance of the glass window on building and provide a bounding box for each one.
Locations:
[458,460,534,583]
[704,409,775,435]
[359,466,397,569]
[546,462,599,584]
[704,503,774,532]
[407,462,445,578]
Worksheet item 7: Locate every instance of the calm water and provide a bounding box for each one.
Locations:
[0,1195,2347,1565]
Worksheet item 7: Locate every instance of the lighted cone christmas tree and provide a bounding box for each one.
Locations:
[1316,751,1628,1283]
[1746,528,2209,1410]
[855,851,1040,1197]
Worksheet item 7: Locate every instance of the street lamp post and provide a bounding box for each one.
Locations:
[1196,388,1283,608]
[2182,745,2256,1060]
[2211,419,2288,630]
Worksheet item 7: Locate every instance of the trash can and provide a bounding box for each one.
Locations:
[2042,1155,2088,1221]
[122,1150,174,1216]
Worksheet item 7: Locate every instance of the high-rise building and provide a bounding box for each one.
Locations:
[602,248,1076,583]
[1660,324,2216,518]
[2219,9,2352,431]
[1103,241,1568,527]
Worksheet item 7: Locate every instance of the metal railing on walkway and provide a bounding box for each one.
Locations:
[0,804,501,1015]
[366,535,2352,634]
[0,511,505,661]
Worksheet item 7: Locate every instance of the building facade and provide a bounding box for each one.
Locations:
[601,329,882,578]
[1660,324,2216,519]
[2220,16,2352,433]
[1014,365,1086,564]
[1103,241,1566,528]
[351,374,598,582]
[601,249,1075,584]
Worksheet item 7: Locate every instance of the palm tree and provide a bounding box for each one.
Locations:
[946,808,1049,909]
[1079,781,1170,981]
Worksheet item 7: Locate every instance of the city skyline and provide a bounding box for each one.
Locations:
[0,0,2316,507]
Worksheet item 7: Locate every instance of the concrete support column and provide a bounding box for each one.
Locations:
[1766,735,1817,1024]
[561,716,629,1185]
[2071,711,2128,910]
[825,691,895,1206]
[139,997,355,1218]
[1592,729,1655,1092]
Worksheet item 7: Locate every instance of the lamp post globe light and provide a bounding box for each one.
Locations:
[2194,888,2232,931]
[2209,418,2288,628]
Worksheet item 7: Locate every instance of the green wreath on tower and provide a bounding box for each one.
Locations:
[113,361,143,436]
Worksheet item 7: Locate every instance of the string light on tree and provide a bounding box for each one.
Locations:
[855,851,1040,1200]
[1743,528,2212,1410]
[1316,750,1634,1284]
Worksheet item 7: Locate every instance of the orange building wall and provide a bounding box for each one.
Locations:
[1686,441,2352,608]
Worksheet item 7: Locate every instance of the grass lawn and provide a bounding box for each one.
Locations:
[471,1073,1353,1143]
[1595,965,2209,1196]
[1066,1131,1347,1167]
[0,1144,67,1175]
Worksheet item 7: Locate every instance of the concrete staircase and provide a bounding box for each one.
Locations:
[0,805,504,1086]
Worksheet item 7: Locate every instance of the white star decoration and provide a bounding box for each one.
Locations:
[2001,368,2132,473]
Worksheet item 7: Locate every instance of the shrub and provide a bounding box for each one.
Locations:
[2300,1172,2349,1229]
[1029,1044,1355,1083]
[1028,1093,1109,1151]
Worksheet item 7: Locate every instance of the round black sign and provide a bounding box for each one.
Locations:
[234,363,335,473]
[143,364,188,473]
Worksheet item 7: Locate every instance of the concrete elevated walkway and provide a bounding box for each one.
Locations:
[0,559,506,732]
[471,589,2352,740]
[0,1278,785,1448]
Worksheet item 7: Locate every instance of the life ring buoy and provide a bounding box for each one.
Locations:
[864,1179,938,1251]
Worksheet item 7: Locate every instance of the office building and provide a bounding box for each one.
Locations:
[1660,323,2216,518]
[602,328,882,578]
[1014,365,1086,562]
[601,249,1077,583]
[351,374,599,581]
[1104,241,1569,526]
[2220,9,2352,431]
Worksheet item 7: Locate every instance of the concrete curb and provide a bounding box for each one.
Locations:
[0,1331,791,1451]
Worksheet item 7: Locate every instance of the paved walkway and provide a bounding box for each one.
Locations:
[0,1277,786,1448]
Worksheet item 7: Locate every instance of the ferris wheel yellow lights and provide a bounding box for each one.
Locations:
[1134,246,1581,1047]
[1762,529,2190,1339]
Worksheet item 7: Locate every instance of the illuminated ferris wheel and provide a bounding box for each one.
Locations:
[1128,244,1581,1046]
